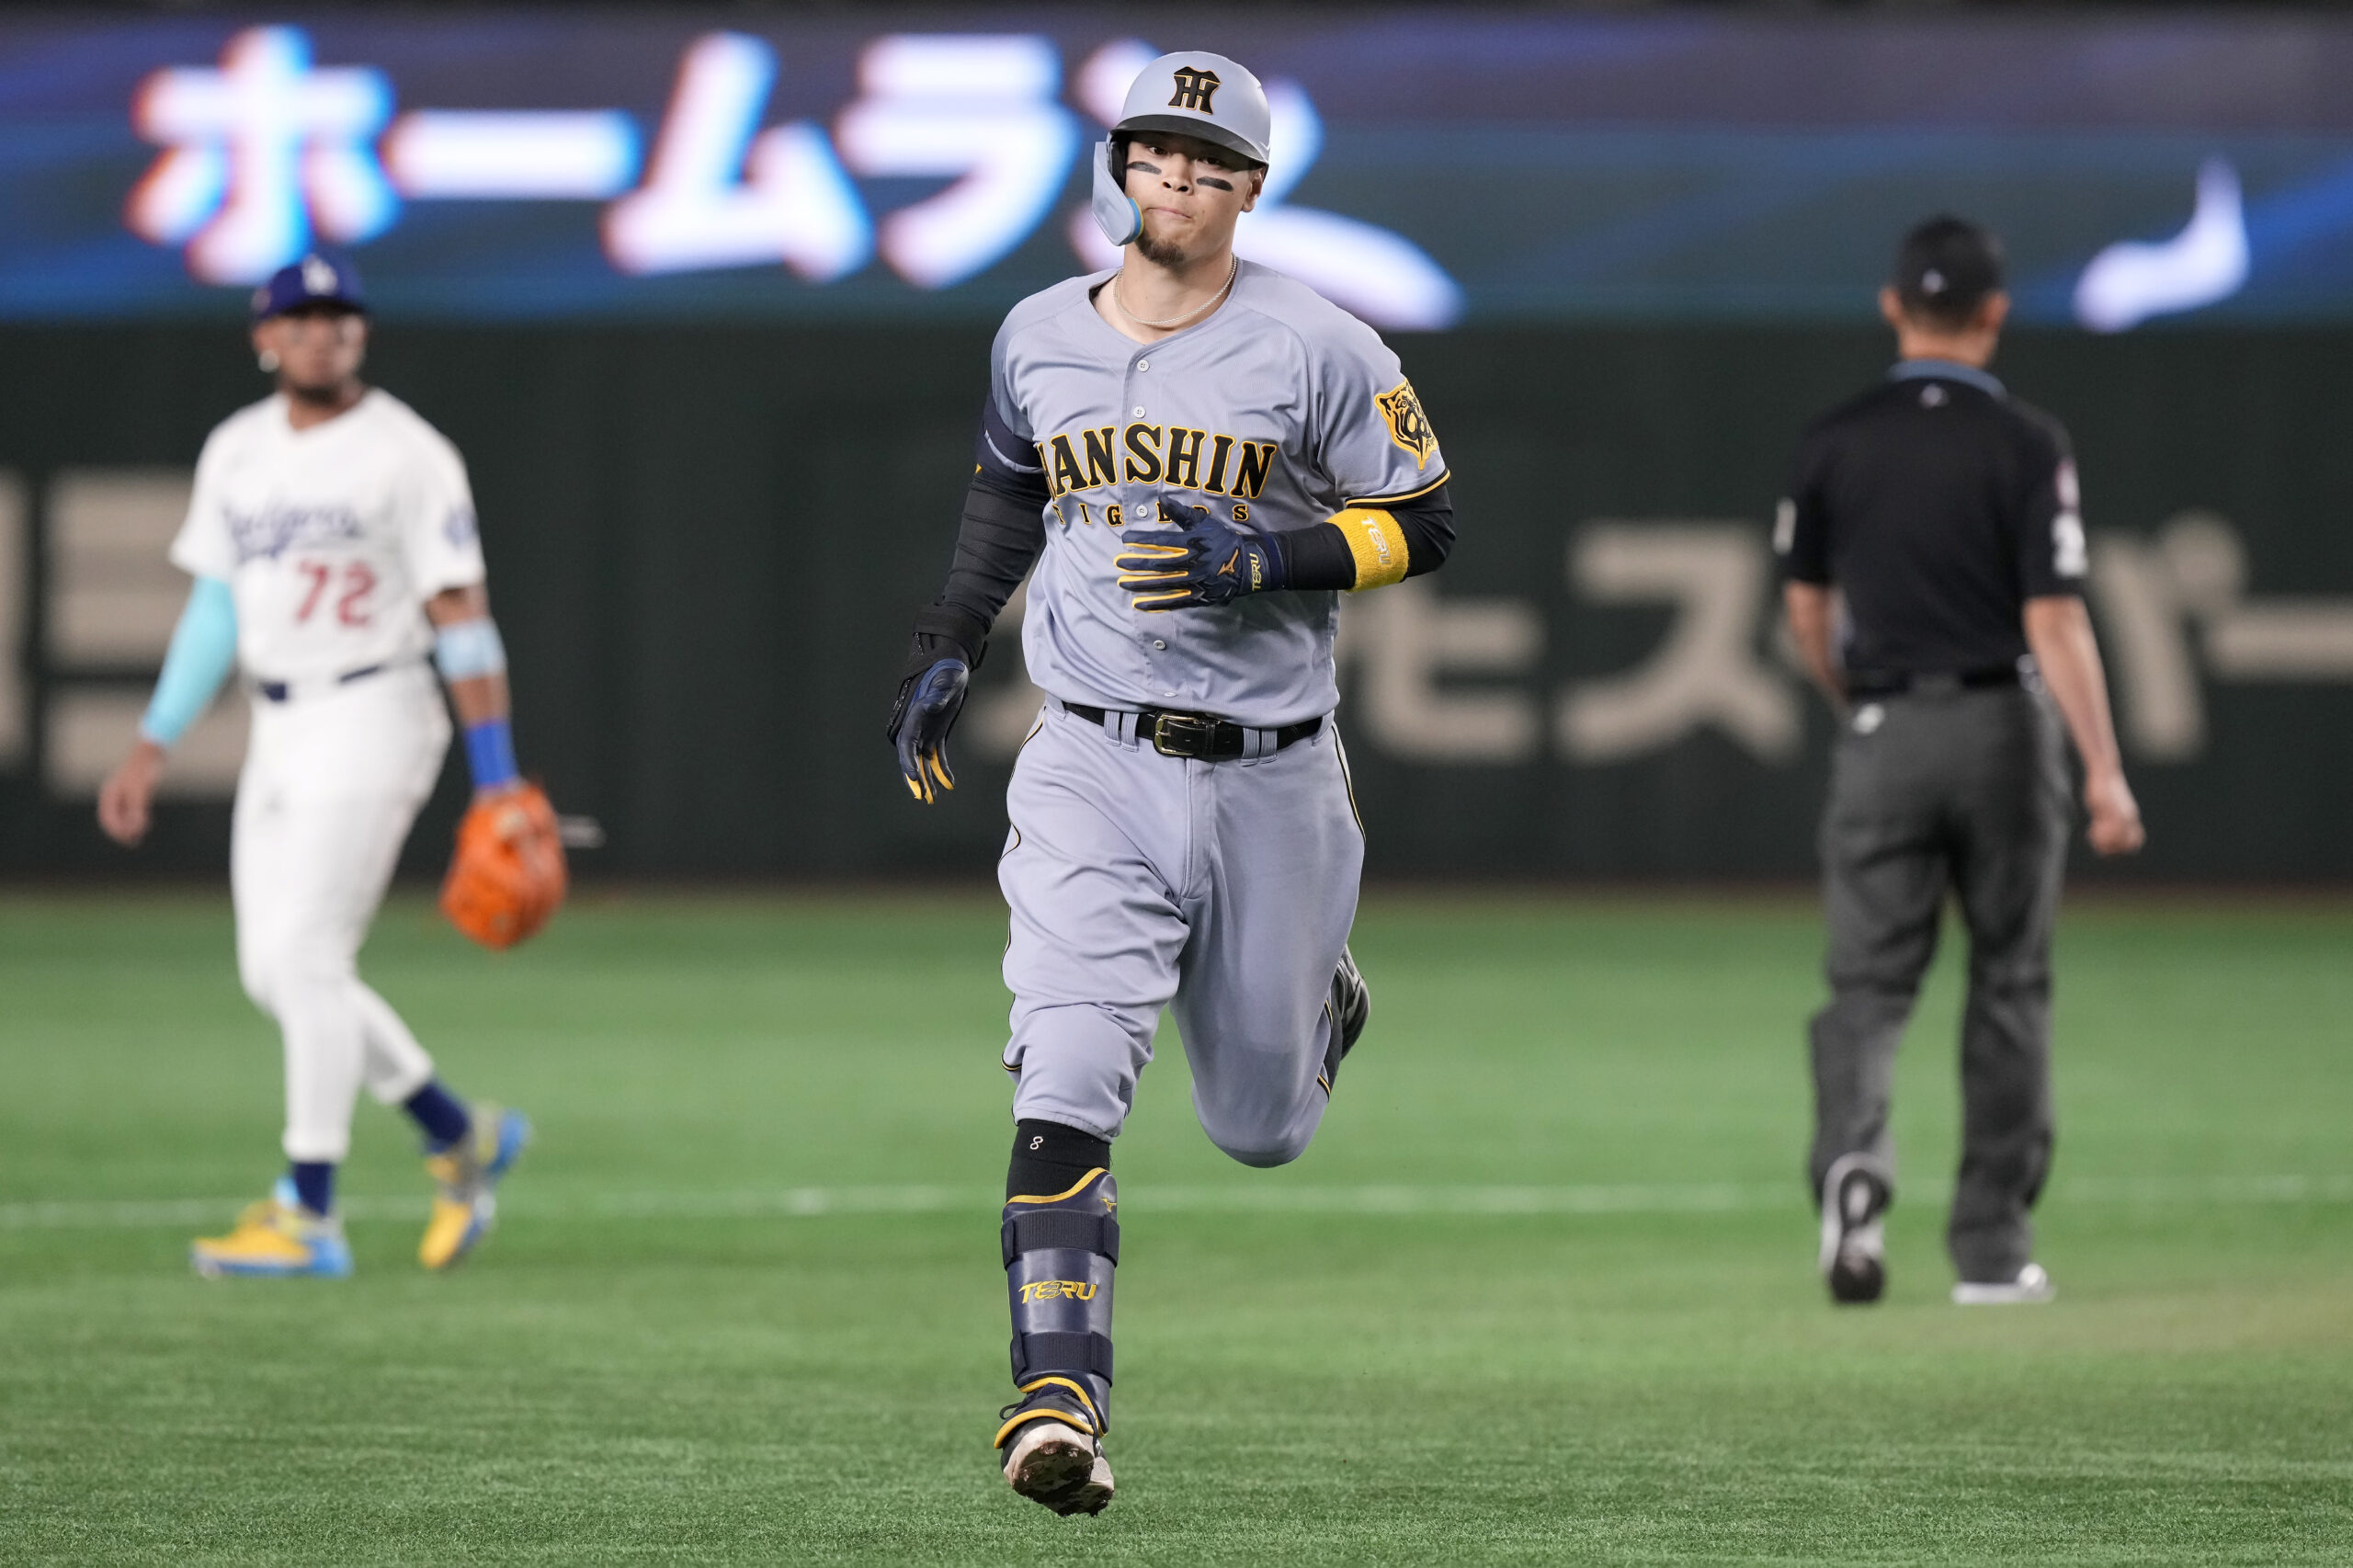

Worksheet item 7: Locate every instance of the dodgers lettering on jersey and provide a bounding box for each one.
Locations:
[169,390,486,686]
[993,261,1446,729]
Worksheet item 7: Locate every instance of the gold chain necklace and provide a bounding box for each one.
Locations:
[1110,256,1239,330]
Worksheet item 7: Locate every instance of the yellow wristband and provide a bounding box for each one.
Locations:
[1331,507,1411,590]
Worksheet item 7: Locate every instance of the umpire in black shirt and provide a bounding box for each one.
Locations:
[1778,216,2144,1308]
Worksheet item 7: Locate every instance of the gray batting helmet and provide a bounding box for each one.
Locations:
[1091,51,1272,247]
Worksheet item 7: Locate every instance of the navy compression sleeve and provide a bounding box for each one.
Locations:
[915,401,1052,664]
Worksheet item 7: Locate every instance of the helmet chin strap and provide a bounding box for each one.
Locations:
[1091,137,1142,248]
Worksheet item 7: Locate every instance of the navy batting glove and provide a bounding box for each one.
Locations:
[888,657,970,805]
[1113,500,1290,611]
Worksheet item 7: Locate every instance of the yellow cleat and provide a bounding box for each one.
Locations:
[419,1104,531,1270]
[191,1182,353,1278]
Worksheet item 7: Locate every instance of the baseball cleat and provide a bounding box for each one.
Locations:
[1952,1262,2055,1305]
[190,1178,353,1278]
[1819,1153,1890,1304]
[419,1103,530,1271]
[1319,945,1370,1092]
[996,1392,1114,1517]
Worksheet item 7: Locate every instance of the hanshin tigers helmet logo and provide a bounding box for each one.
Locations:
[1168,66,1222,112]
[1377,381,1438,466]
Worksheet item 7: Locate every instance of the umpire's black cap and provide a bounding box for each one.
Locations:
[1891,215,2005,324]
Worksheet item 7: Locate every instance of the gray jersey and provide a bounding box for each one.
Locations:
[991,261,1448,729]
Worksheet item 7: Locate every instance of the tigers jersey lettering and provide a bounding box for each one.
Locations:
[988,260,1446,729]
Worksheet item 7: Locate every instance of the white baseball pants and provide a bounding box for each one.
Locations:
[230,664,450,1164]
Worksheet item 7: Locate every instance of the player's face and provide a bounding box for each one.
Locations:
[1121,133,1263,267]
[253,305,367,403]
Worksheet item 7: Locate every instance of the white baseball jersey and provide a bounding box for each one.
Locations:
[170,390,486,686]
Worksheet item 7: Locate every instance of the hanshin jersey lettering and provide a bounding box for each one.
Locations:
[991,260,1447,729]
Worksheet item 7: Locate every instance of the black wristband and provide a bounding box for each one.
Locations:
[911,603,989,670]
[1279,522,1360,591]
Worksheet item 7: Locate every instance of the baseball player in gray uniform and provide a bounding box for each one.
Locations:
[883,51,1455,1516]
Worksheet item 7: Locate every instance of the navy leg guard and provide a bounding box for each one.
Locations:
[995,1166,1118,1449]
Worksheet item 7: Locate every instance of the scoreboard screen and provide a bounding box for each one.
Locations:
[3,8,2350,328]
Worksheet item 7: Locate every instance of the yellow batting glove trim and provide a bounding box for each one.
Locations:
[1332,507,1410,590]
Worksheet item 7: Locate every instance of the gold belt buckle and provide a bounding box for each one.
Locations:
[1150,712,1217,758]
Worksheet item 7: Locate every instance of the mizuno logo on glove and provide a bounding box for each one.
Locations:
[1113,499,1290,611]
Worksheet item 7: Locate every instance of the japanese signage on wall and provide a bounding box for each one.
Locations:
[2,324,2349,880]
[10,10,2353,326]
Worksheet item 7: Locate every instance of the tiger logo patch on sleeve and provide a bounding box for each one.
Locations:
[1376,381,1437,467]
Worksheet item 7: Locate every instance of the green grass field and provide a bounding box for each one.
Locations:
[2,889,2348,1565]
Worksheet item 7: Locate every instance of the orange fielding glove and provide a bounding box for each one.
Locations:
[441,782,567,950]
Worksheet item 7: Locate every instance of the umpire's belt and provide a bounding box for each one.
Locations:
[1063,701,1323,760]
[253,660,408,704]
[1846,665,2021,700]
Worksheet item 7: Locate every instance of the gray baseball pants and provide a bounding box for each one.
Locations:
[998,700,1363,1165]
[1806,682,2071,1282]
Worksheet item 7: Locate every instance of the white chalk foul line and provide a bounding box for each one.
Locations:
[3,1176,2350,1232]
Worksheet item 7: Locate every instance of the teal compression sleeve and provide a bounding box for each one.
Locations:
[139,577,238,746]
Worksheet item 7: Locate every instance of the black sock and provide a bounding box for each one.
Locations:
[288,1161,335,1216]
[402,1079,472,1151]
[1006,1119,1110,1200]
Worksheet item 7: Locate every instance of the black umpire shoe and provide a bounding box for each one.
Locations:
[1319,946,1370,1093]
[1819,1153,1891,1305]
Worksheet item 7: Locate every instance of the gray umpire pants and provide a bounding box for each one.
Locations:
[1806,681,2071,1283]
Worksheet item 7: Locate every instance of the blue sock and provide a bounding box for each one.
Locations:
[289,1161,335,1216]
[403,1079,472,1152]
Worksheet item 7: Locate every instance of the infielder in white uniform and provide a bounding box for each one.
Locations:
[884,53,1456,1515]
[98,254,531,1279]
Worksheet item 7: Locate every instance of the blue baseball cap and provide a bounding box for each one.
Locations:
[250,252,366,322]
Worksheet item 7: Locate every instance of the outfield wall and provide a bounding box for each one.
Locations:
[3,324,2350,881]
